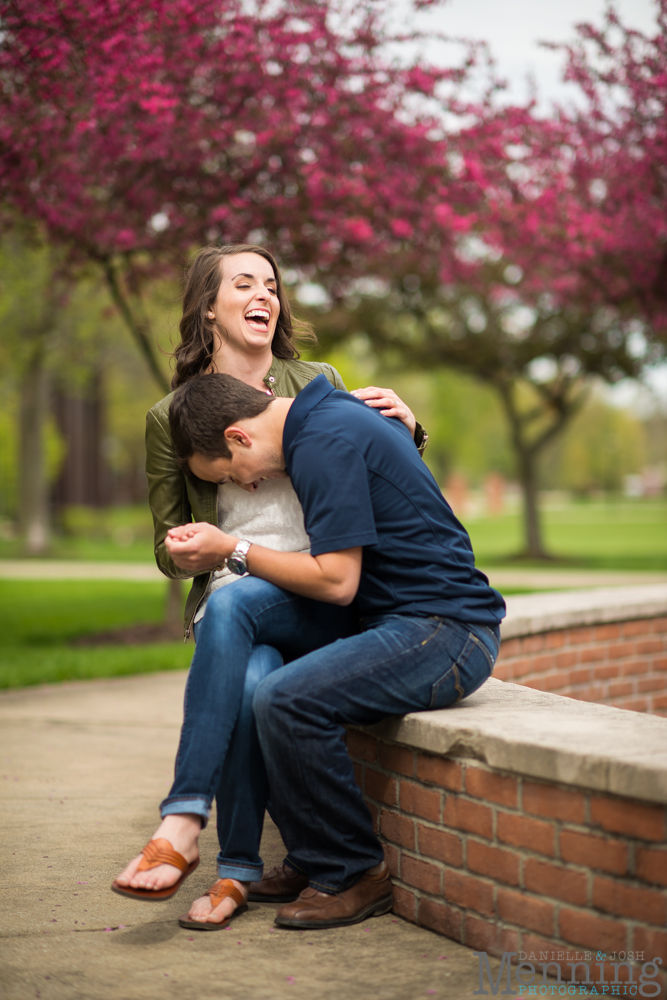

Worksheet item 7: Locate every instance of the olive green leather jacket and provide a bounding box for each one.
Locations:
[145,356,427,637]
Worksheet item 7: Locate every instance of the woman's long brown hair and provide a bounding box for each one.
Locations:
[170,244,315,390]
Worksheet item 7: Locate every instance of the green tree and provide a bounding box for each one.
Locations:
[0,232,67,552]
[543,395,646,495]
[0,230,136,552]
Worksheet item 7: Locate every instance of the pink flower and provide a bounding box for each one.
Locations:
[342,218,374,244]
[115,229,137,250]
[391,219,413,239]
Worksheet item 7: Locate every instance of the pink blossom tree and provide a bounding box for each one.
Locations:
[0,0,479,571]
[0,0,477,390]
[314,4,667,559]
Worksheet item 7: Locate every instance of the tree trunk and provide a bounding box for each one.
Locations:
[516,444,550,560]
[19,350,50,555]
[495,377,586,561]
[165,577,185,637]
[52,372,109,508]
[495,380,552,560]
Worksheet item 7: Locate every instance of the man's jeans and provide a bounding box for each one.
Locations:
[253,613,500,893]
[160,575,356,882]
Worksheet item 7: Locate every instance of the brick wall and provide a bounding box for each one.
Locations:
[495,616,667,716]
[347,729,667,989]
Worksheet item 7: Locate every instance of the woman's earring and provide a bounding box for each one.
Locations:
[207,312,215,319]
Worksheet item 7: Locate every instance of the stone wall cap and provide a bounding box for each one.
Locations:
[363,677,667,804]
[502,583,667,638]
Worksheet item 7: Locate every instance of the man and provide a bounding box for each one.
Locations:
[166,371,505,929]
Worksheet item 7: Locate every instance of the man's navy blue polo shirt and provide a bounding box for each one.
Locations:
[283,375,505,626]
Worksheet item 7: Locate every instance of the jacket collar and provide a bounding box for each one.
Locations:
[263,355,287,392]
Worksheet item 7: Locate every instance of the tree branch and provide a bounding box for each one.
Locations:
[102,257,170,395]
[527,383,590,457]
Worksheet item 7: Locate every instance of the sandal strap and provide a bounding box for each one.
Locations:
[205,879,245,909]
[136,838,189,874]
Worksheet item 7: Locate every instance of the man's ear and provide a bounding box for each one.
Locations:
[223,426,252,449]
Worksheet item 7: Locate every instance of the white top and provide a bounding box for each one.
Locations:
[193,477,311,622]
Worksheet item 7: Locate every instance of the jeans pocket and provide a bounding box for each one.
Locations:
[473,623,501,661]
[429,631,495,710]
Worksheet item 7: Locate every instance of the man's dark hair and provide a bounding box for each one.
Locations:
[169,373,273,462]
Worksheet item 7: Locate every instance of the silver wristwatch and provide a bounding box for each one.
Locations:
[226,538,252,576]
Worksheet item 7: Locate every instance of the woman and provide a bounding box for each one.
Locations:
[113,243,427,927]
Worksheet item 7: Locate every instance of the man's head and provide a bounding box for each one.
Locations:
[169,373,286,490]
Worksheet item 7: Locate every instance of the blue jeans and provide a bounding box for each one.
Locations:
[253,613,500,892]
[160,575,357,881]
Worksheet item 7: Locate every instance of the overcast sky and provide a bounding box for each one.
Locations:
[407,0,658,107]
[400,0,664,410]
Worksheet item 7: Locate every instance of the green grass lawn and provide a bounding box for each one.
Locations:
[1,498,664,569]
[0,504,155,562]
[0,535,153,561]
[0,580,192,689]
[467,499,667,570]
[0,498,664,690]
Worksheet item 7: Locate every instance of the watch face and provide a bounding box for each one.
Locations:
[227,556,246,575]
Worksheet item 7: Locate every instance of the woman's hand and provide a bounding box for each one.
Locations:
[165,523,237,574]
[350,386,417,439]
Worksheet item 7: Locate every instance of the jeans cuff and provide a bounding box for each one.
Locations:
[216,855,263,882]
[283,854,309,877]
[308,878,341,894]
[160,795,211,829]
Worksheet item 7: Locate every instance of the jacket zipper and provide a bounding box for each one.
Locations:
[184,571,212,641]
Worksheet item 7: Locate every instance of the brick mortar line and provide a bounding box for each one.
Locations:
[499,654,667,667]
[359,781,667,849]
[384,833,666,907]
[394,888,667,991]
[501,646,667,655]
[357,744,603,790]
[354,750,667,820]
[365,798,667,887]
[399,817,663,871]
[502,632,667,644]
[501,672,666,683]
[392,876,652,963]
[388,840,666,928]
[499,618,667,640]
[501,663,667,676]
[499,654,667,665]
[498,661,666,670]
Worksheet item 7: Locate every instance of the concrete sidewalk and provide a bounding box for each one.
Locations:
[2,557,666,590]
[0,671,498,1000]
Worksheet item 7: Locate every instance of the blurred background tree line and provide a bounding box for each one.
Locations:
[0,0,665,568]
[0,230,661,553]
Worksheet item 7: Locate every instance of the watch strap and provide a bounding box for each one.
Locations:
[227,538,252,575]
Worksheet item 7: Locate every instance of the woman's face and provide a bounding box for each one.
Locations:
[209,252,280,356]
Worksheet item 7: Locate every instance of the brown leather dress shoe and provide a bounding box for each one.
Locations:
[247,862,310,903]
[274,862,393,929]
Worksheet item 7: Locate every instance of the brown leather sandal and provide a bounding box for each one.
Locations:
[178,878,249,931]
[111,838,200,901]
